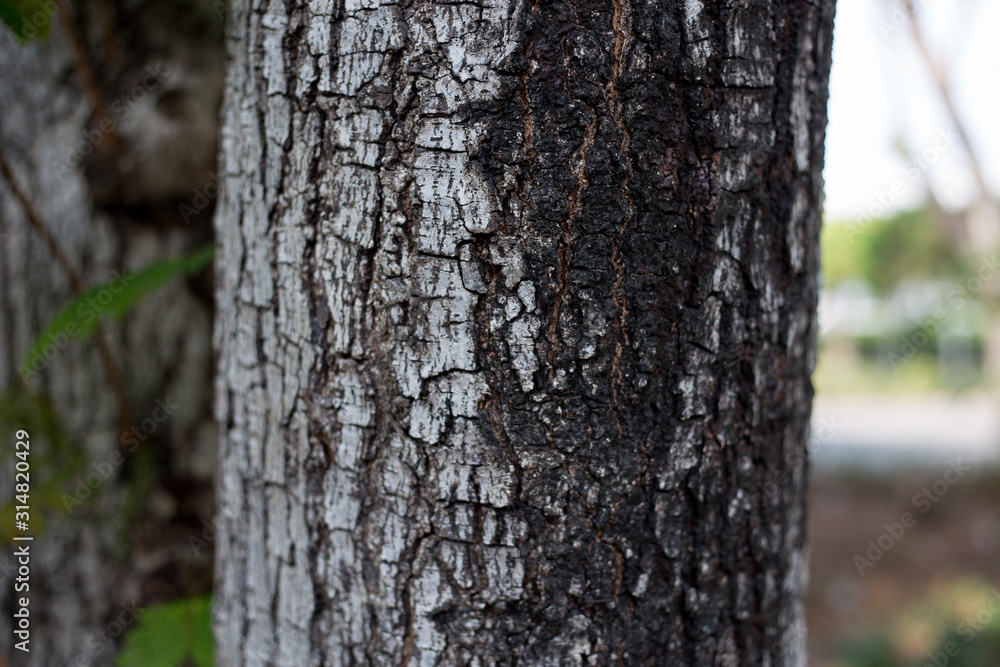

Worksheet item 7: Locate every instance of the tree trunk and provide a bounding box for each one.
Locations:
[0,4,221,663]
[214,0,835,664]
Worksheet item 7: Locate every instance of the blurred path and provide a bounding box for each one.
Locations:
[811,393,1000,471]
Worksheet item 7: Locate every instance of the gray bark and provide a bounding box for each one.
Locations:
[0,4,221,663]
[214,0,835,664]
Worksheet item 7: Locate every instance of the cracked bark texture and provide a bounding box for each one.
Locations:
[214,0,835,664]
[0,5,220,663]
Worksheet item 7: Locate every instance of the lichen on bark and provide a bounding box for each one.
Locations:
[214,0,835,664]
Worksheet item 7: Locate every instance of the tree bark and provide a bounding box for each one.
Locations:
[214,0,835,664]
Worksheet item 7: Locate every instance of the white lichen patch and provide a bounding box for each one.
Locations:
[684,0,712,75]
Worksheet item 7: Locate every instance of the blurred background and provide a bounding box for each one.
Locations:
[810,0,1000,664]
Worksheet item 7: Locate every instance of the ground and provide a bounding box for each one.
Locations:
[808,470,1000,666]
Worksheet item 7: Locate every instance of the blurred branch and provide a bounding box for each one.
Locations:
[902,0,991,203]
[0,146,132,440]
[0,151,83,293]
[92,0,121,70]
[54,1,124,153]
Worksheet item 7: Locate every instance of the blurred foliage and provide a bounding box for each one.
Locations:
[834,578,1000,667]
[836,635,896,667]
[0,0,51,42]
[5,247,215,542]
[823,208,968,293]
[111,443,162,561]
[818,207,993,393]
[2,247,216,658]
[24,245,214,368]
[116,595,214,667]
[813,342,943,394]
[1,6,219,660]
[0,389,84,543]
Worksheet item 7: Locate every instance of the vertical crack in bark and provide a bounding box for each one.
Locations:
[550,95,597,355]
[609,0,635,162]
[399,529,429,667]
[608,0,635,424]
[356,37,408,662]
[214,0,835,663]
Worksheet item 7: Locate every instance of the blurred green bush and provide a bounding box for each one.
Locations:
[835,578,1000,667]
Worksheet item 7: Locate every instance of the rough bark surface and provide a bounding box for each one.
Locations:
[0,5,221,663]
[214,0,834,664]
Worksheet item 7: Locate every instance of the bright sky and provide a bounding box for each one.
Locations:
[823,0,1000,221]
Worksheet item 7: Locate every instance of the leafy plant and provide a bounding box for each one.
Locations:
[116,595,214,667]
[22,245,214,367]
[0,0,52,42]
[0,389,84,542]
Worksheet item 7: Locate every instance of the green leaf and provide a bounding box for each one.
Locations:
[0,0,53,42]
[0,3,27,38]
[116,595,214,667]
[22,245,214,369]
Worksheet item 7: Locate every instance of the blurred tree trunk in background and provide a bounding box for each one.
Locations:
[0,2,222,664]
[214,0,835,664]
